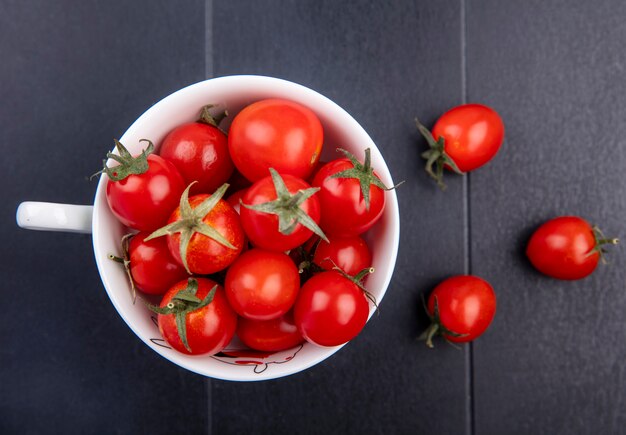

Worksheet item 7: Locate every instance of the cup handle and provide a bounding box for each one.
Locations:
[16,202,93,234]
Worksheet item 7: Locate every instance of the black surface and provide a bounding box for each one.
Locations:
[2,0,625,434]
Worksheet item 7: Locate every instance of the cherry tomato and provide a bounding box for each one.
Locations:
[432,104,504,172]
[226,188,247,215]
[294,271,370,347]
[157,278,237,355]
[159,122,233,195]
[312,149,387,237]
[225,249,300,321]
[228,99,323,182]
[526,216,618,280]
[148,184,244,275]
[311,235,372,276]
[128,232,188,295]
[422,275,496,347]
[237,312,304,352]
[240,170,323,251]
[103,141,186,231]
[418,104,504,189]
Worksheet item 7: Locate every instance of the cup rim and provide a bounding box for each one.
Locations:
[92,75,400,381]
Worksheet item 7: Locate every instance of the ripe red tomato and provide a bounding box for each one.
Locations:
[156,278,237,355]
[312,149,387,237]
[418,104,504,188]
[526,216,618,280]
[240,170,324,251]
[311,235,372,276]
[225,249,300,321]
[226,188,248,215]
[422,275,496,347]
[159,122,233,195]
[103,140,186,231]
[237,312,304,352]
[294,271,370,347]
[228,99,323,182]
[147,184,245,275]
[128,232,188,295]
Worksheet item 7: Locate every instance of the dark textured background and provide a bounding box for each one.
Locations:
[1,1,624,434]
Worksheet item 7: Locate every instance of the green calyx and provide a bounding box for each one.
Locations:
[415,117,464,191]
[418,296,467,348]
[199,104,228,134]
[145,182,235,274]
[241,168,328,242]
[108,234,138,304]
[148,278,217,353]
[95,139,154,182]
[329,260,378,309]
[331,148,401,211]
[588,225,619,263]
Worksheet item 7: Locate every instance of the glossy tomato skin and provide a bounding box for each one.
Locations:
[158,278,237,355]
[237,311,304,352]
[225,249,300,321]
[526,216,599,280]
[312,159,385,237]
[432,104,504,172]
[106,154,186,231]
[312,235,372,275]
[228,99,323,182]
[428,275,496,343]
[226,188,248,215]
[159,122,233,195]
[294,271,370,347]
[167,194,245,275]
[128,232,188,295]
[240,174,321,251]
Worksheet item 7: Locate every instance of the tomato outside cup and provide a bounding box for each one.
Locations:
[15,75,400,381]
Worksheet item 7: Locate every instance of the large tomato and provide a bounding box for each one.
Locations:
[154,278,237,355]
[294,271,370,347]
[237,312,304,352]
[312,148,388,237]
[417,104,504,188]
[240,169,325,251]
[526,216,618,280]
[228,99,323,182]
[103,140,185,231]
[146,183,244,275]
[422,275,496,348]
[128,232,188,295]
[225,249,300,321]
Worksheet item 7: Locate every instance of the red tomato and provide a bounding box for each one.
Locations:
[237,312,304,352]
[225,249,300,321]
[312,150,387,237]
[417,104,504,189]
[422,275,496,347]
[226,188,247,215]
[156,278,237,355]
[432,104,504,172]
[128,232,188,295]
[311,235,372,276]
[228,99,323,182]
[159,122,233,195]
[240,170,324,251]
[526,216,618,280]
[147,184,245,275]
[104,141,186,231]
[294,271,370,347]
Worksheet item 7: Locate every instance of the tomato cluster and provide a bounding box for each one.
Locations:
[417,105,618,348]
[101,99,393,356]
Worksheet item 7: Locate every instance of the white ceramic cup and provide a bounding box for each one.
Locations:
[16,75,400,381]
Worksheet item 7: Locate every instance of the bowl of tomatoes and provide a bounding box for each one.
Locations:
[91,75,399,381]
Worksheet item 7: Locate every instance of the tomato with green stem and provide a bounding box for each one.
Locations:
[146,182,244,275]
[150,277,237,355]
[417,104,504,189]
[420,275,496,348]
[526,216,618,280]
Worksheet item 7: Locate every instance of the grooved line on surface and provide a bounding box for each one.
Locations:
[460,0,475,434]
[205,1,213,434]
